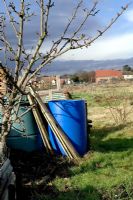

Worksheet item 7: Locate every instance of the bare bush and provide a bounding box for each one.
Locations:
[94,90,133,125]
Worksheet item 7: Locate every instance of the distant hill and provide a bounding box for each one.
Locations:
[43,57,133,75]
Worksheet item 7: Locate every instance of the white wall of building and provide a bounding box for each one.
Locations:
[123,75,133,80]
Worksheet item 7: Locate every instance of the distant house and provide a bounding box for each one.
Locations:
[123,71,133,80]
[31,76,56,89]
[31,75,68,90]
[95,70,123,83]
[52,79,56,86]
[60,75,72,85]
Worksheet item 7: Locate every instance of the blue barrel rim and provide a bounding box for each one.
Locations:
[48,99,85,103]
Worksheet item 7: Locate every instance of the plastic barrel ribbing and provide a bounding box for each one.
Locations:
[48,100,88,156]
[6,135,41,152]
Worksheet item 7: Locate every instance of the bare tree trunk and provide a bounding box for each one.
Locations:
[0,113,10,162]
[0,106,12,156]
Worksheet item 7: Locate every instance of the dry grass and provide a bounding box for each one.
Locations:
[68,82,133,125]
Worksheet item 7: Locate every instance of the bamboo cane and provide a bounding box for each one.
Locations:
[42,112,73,159]
[27,94,53,154]
[29,87,80,160]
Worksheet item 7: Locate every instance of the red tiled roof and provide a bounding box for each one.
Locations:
[95,70,123,78]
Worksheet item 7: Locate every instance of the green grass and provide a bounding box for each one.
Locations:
[72,91,133,108]
[35,122,133,200]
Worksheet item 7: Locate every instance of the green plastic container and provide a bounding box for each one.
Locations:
[0,97,43,152]
[9,102,43,151]
[10,105,38,137]
[6,135,41,152]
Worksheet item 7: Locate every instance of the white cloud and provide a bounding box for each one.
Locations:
[57,33,133,60]
[125,9,133,22]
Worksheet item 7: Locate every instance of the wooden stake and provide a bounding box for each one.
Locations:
[28,94,53,154]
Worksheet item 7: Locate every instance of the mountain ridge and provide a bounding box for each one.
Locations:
[43,57,133,75]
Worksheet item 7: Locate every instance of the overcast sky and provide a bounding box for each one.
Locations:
[1,0,133,61]
[55,0,133,61]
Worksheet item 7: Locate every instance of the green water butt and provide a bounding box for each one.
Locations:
[6,135,42,152]
[10,105,39,137]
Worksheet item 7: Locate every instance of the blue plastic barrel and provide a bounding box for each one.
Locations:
[48,100,88,156]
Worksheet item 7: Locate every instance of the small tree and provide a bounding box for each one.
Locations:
[88,71,95,83]
[78,71,89,83]
[0,0,128,156]
[71,74,79,83]
[123,65,132,71]
[77,71,95,83]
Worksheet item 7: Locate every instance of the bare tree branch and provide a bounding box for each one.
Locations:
[14,0,25,81]
[40,0,45,36]
[0,16,16,56]
[27,4,128,82]
[2,0,18,36]
[18,0,54,87]
[48,0,83,57]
